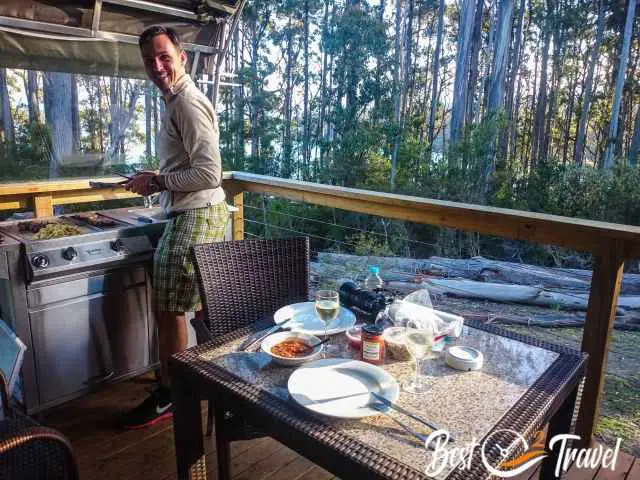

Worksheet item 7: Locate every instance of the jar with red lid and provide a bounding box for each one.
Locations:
[361,324,385,365]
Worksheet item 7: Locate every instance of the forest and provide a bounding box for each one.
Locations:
[0,0,639,263]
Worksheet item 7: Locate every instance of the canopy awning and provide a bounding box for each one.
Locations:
[0,0,244,82]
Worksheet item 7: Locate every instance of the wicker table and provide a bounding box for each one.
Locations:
[169,319,587,480]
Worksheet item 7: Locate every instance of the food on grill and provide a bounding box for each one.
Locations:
[32,224,83,240]
[18,221,55,233]
[271,339,314,358]
[72,213,117,228]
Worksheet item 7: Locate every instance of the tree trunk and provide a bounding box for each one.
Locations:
[501,0,526,160]
[107,80,142,163]
[71,75,81,153]
[302,0,311,180]
[43,72,73,177]
[480,1,497,120]
[561,43,580,165]
[282,17,295,179]
[233,25,243,169]
[487,0,515,114]
[26,71,41,125]
[543,1,562,163]
[465,0,484,127]
[629,107,640,166]
[0,68,15,146]
[145,81,152,158]
[401,0,414,121]
[449,0,478,147]
[574,0,604,166]
[152,90,158,148]
[603,0,637,168]
[428,0,445,146]
[485,0,515,186]
[390,0,404,190]
[317,0,330,173]
[530,0,551,169]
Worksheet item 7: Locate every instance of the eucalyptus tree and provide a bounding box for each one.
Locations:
[26,71,41,125]
[603,0,636,168]
[0,68,14,147]
[449,0,478,148]
[43,72,72,177]
[573,0,605,166]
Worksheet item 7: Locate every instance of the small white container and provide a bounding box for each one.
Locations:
[382,326,412,361]
[445,346,483,371]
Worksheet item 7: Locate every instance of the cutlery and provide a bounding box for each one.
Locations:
[371,392,455,442]
[236,318,292,352]
[371,403,435,450]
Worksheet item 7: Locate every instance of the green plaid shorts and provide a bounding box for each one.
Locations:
[153,203,229,312]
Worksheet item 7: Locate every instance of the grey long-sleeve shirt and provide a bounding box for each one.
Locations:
[156,74,226,214]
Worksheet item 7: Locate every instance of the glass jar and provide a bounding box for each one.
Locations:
[361,324,385,365]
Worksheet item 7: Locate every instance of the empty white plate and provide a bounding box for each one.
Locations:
[274,302,356,336]
[287,358,400,418]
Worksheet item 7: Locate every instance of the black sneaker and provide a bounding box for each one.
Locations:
[121,386,173,430]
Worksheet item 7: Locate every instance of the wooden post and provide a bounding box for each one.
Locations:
[232,191,244,240]
[33,194,53,218]
[575,239,625,448]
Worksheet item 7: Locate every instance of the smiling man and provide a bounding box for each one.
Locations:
[121,26,229,429]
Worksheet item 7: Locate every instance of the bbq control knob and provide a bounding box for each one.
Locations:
[62,247,78,261]
[31,254,50,269]
[110,239,127,253]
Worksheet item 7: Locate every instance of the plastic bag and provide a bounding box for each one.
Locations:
[376,289,464,351]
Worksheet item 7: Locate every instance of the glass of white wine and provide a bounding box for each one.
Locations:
[315,289,341,356]
[403,320,436,394]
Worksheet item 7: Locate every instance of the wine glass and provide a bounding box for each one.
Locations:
[403,320,436,394]
[315,289,341,356]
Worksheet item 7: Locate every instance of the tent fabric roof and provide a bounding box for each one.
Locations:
[0,0,241,77]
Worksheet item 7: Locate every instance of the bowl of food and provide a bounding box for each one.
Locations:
[261,331,324,366]
[383,327,412,361]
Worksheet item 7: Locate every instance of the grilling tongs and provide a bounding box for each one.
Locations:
[89,170,134,189]
[89,180,128,189]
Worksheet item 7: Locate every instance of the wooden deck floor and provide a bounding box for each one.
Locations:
[40,373,639,480]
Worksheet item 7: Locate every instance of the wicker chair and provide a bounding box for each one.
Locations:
[191,236,310,437]
[0,372,80,480]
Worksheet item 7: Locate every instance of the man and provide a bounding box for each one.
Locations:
[121,25,228,429]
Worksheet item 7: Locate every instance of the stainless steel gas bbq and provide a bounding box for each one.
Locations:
[0,207,167,413]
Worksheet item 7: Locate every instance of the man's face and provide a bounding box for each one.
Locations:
[141,33,187,94]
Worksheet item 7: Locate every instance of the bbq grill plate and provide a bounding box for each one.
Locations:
[64,212,129,230]
[0,218,96,242]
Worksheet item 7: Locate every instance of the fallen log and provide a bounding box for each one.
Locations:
[457,312,640,331]
[315,253,640,294]
[383,278,640,313]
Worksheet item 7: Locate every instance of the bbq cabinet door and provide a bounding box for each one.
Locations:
[29,284,149,408]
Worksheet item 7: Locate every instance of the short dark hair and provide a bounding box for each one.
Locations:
[139,26,183,50]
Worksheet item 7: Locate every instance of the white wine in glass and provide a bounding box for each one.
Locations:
[315,290,340,356]
[403,321,435,394]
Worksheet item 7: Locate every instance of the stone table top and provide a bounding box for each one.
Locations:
[198,322,559,479]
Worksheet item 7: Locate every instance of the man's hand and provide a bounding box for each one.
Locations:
[124,172,157,196]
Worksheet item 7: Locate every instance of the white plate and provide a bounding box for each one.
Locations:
[274,302,356,336]
[287,358,400,418]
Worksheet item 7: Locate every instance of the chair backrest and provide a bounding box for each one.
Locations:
[192,237,310,338]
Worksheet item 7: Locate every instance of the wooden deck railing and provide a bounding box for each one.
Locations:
[2,171,640,448]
